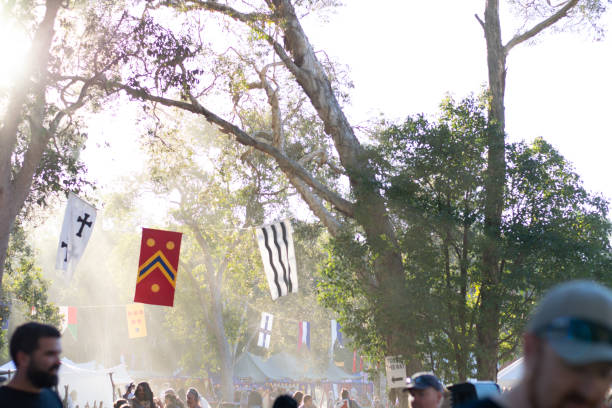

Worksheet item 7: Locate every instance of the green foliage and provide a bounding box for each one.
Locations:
[0,224,61,359]
[318,94,612,382]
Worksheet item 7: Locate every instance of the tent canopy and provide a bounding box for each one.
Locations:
[1,357,133,406]
[497,357,523,388]
[233,352,362,383]
[234,352,284,382]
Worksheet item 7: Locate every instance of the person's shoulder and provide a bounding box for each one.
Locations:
[457,398,503,408]
[40,388,63,406]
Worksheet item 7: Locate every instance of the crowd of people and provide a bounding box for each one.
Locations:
[104,380,371,408]
[4,280,612,408]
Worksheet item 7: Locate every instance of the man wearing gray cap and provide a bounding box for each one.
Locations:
[404,372,444,408]
[463,280,612,408]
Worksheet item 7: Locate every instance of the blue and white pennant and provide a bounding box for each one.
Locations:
[298,321,310,350]
[257,312,274,348]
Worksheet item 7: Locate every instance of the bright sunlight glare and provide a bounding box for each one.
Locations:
[0,15,31,88]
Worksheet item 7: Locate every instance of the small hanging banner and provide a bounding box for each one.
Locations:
[256,219,298,300]
[298,321,310,350]
[126,303,147,338]
[331,320,343,348]
[55,193,97,279]
[59,306,78,340]
[134,228,182,307]
[257,312,274,349]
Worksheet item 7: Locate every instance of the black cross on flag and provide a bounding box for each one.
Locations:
[55,193,97,279]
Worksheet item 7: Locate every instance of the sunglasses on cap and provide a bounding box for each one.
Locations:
[537,317,612,345]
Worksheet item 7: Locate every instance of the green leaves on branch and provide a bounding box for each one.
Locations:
[318,94,612,382]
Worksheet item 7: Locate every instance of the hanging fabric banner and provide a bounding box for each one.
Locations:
[331,319,343,349]
[255,219,298,300]
[126,303,147,338]
[298,321,310,350]
[134,228,182,307]
[59,306,78,340]
[55,193,97,279]
[257,312,274,348]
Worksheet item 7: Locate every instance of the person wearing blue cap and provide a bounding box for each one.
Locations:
[403,372,444,408]
[463,280,612,408]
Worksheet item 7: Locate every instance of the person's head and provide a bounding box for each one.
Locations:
[248,389,263,408]
[187,388,201,408]
[114,399,128,408]
[293,391,304,405]
[10,322,61,389]
[302,394,313,408]
[273,394,298,408]
[165,388,178,405]
[404,373,443,408]
[340,389,349,400]
[136,381,154,402]
[521,280,612,408]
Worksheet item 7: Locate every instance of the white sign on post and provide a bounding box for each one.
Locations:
[385,356,407,389]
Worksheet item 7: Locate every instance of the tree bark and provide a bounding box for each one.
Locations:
[478,0,580,380]
[478,0,506,381]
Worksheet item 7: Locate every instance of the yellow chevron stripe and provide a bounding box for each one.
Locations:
[137,250,177,287]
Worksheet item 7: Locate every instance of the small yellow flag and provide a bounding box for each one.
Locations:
[126,303,147,338]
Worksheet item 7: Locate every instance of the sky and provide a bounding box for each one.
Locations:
[73,0,612,210]
[1,1,610,209]
[301,1,612,203]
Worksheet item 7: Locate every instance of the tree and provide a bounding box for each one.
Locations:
[0,0,126,289]
[56,0,612,379]
[319,95,611,383]
[477,0,609,377]
[64,0,417,372]
[0,222,61,358]
[133,112,336,399]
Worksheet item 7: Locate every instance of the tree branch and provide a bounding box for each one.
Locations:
[84,78,356,218]
[503,0,578,54]
[162,0,273,23]
[475,13,485,30]
[286,174,342,236]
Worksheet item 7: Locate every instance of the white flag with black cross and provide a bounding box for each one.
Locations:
[256,219,298,300]
[55,193,97,279]
[257,312,274,349]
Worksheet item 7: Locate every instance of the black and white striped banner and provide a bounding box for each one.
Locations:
[256,219,298,300]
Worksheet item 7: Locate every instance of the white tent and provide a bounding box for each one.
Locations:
[1,357,132,407]
[497,357,523,389]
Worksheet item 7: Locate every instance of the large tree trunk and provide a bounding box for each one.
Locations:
[478,0,506,380]
[270,0,409,357]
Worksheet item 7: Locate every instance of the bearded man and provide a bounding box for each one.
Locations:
[0,322,63,407]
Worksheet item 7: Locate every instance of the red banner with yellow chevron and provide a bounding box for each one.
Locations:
[134,228,182,307]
